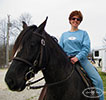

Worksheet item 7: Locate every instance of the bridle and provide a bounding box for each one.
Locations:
[14,36,46,74]
[13,32,46,86]
[13,32,75,89]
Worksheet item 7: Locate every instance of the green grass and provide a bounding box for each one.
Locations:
[98,70,106,100]
[99,71,106,90]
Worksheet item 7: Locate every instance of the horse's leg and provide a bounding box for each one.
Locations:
[38,85,47,100]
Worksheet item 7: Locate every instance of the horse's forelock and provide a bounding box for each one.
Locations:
[12,25,37,58]
[12,29,25,58]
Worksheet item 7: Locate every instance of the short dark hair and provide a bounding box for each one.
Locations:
[69,10,83,22]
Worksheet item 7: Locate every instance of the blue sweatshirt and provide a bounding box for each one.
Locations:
[59,29,90,60]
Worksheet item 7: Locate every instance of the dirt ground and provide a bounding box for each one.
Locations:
[0,69,45,100]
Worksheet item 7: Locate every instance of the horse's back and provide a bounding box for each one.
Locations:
[43,63,99,100]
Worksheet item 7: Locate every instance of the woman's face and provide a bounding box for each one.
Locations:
[69,16,81,28]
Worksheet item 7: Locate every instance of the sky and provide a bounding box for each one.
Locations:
[0,0,106,49]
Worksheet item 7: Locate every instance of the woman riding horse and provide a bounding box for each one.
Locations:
[5,17,100,100]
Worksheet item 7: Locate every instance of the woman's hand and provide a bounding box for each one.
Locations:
[71,57,78,64]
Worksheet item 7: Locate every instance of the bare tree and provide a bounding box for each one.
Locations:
[0,19,7,66]
[19,13,32,25]
[0,19,7,45]
[10,13,32,40]
[0,13,32,67]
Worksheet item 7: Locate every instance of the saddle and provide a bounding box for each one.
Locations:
[68,56,94,87]
[75,62,93,87]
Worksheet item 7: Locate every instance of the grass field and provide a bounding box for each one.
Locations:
[98,70,106,100]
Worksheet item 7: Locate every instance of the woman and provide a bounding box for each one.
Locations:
[59,10,104,100]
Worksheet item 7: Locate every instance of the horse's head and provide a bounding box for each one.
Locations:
[5,17,48,91]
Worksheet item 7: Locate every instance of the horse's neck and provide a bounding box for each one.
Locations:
[42,46,73,84]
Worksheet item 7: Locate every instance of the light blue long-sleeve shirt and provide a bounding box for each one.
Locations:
[59,29,90,60]
[59,30,104,100]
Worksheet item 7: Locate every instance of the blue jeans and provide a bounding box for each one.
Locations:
[79,58,104,100]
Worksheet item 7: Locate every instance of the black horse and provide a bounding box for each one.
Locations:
[5,18,99,100]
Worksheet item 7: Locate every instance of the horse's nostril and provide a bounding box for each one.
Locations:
[9,78,14,85]
[5,76,16,90]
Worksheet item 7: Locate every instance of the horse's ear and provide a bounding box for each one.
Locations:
[22,21,28,29]
[36,17,48,33]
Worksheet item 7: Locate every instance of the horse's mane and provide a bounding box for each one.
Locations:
[44,32,68,60]
[12,24,67,61]
[12,25,37,57]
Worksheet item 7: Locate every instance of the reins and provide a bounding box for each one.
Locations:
[26,66,74,89]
